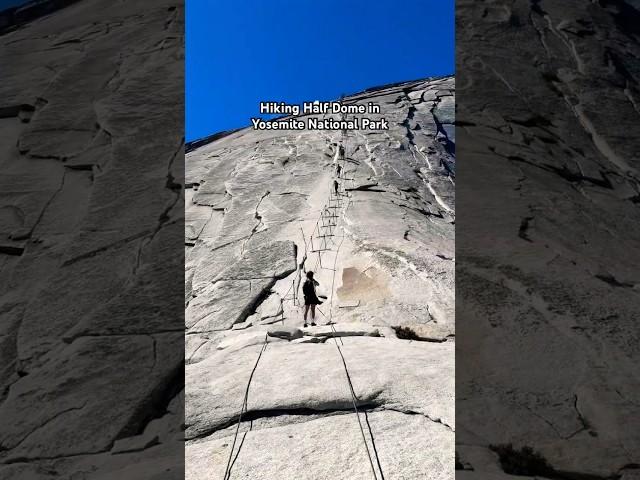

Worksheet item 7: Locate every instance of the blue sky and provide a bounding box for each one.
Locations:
[0,0,30,9]
[186,0,454,141]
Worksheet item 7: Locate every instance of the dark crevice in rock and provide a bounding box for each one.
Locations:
[509,115,553,128]
[0,104,35,122]
[392,326,446,343]
[518,216,534,242]
[506,155,614,189]
[543,164,613,189]
[114,363,183,443]
[383,407,454,431]
[188,403,379,440]
[594,273,635,288]
[619,464,640,472]
[0,105,23,118]
[398,203,444,219]
[399,90,418,147]
[429,96,456,158]
[490,444,556,478]
[490,443,623,480]
[241,191,270,255]
[347,184,386,193]
[52,38,82,46]
[21,150,68,161]
[568,394,597,439]
[0,245,25,256]
[64,163,95,171]
[232,280,278,328]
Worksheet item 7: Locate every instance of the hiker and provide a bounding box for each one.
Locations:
[336,163,342,178]
[302,271,321,327]
[333,179,339,196]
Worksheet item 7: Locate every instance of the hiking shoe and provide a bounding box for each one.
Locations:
[311,322,317,326]
[304,323,308,328]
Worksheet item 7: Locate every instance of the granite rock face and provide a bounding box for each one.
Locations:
[186,77,455,479]
[0,0,184,477]
[457,1,640,479]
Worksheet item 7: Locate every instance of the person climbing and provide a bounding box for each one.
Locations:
[333,179,339,196]
[336,163,342,178]
[302,271,321,327]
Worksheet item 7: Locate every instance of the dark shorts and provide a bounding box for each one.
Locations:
[304,297,320,306]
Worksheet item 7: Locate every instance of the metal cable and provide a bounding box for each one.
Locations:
[222,334,269,480]
[323,132,380,478]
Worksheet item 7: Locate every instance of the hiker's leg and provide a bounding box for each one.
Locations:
[311,304,316,320]
[304,304,309,321]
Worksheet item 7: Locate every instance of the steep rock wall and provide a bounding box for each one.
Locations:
[186,76,455,479]
[456,1,640,479]
[0,1,184,478]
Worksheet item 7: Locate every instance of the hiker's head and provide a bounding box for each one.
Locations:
[306,271,314,280]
